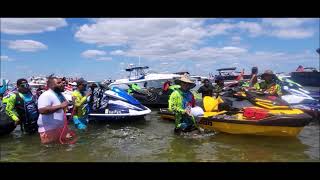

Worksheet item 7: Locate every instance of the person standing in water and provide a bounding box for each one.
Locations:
[37,75,69,144]
[71,78,91,130]
[2,79,39,134]
[168,75,197,133]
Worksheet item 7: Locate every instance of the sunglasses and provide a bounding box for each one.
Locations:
[19,83,29,88]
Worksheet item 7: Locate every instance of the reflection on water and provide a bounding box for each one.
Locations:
[0,110,319,162]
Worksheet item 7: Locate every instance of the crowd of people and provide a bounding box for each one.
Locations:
[0,67,284,143]
[0,75,91,144]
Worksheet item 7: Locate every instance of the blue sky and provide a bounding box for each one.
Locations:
[1,18,319,82]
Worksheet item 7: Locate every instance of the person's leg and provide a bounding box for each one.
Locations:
[73,116,88,130]
[39,128,63,144]
[78,116,88,130]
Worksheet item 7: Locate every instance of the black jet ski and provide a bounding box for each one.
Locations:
[129,87,174,108]
[0,103,16,136]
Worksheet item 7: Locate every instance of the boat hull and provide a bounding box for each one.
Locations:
[198,113,311,137]
[199,121,303,136]
[290,72,320,87]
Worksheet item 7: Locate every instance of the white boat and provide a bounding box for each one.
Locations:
[109,66,181,89]
[28,76,47,87]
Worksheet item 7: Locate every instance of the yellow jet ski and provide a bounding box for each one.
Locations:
[159,91,312,137]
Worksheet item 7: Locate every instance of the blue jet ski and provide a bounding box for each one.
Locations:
[86,84,151,121]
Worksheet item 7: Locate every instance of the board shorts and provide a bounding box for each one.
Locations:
[39,127,64,144]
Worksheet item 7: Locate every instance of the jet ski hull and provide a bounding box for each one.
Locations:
[159,108,312,136]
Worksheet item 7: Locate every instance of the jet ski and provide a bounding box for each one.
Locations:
[129,86,173,108]
[226,75,319,120]
[0,102,16,136]
[277,75,319,119]
[86,84,151,121]
[160,91,312,137]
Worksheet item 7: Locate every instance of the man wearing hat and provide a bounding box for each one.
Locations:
[71,78,92,130]
[168,74,197,133]
[254,70,282,96]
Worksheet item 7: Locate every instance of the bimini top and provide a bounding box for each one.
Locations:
[216,67,237,72]
[125,66,149,72]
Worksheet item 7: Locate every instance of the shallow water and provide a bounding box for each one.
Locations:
[0,110,319,162]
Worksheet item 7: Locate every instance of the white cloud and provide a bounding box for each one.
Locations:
[1,18,67,35]
[8,40,48,52]
[208,21,263,37]
[81,49,106,58]
[262,18,314,28]
[208,23,234,36]
[110,50,125,55]
[271,28,314,39]
[262,18,316,39]
[75,18,317,66]
[237,21,263,36]
[97,57,112,61]
[0,55,13,61]
[231,36,242,41]
[75,18,207,57]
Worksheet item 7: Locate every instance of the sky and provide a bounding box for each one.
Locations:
[1,18,319,82]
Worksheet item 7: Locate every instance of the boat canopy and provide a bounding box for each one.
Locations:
[216,67,237,72]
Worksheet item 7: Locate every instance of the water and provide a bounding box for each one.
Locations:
[0,110,319,162]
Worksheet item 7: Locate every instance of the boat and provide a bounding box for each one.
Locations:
[289,49,320,87]
[79,83,151,121]
[110,66,181,86]
[28,76,47,87]
[159,91,312,136]
[215,67,251,83]
[109,66,182,108]
[290,68,320,87]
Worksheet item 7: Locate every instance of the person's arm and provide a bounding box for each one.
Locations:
[72,92,88,108]
[197,86,203,93]
[4,94,19,122]
[275,84,282,96]
[253,83,260,90]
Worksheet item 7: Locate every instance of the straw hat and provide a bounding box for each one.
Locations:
[174,74,196,89]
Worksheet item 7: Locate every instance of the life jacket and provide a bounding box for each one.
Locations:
[15,93,39,134]
[182,91,195,109]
